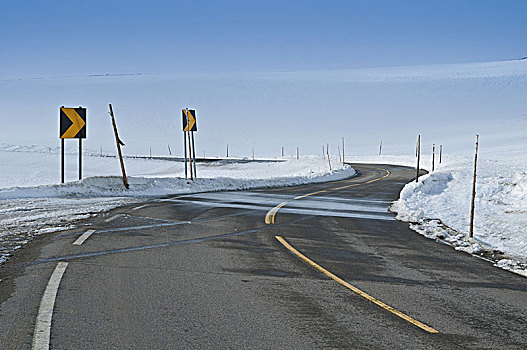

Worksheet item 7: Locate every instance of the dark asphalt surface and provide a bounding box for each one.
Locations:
[0,163,526,349]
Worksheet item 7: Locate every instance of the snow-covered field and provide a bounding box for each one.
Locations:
[0,145,351,263]
[1,59,526,275]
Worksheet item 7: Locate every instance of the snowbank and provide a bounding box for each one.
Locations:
[0,149,354,264]
[0,162,354,199]
[390,156,527,276]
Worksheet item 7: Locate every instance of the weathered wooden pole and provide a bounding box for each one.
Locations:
[327,143,332,171]
[226,144,229,157]
[342,137,345,165]
[296,147,299,160]
[432,144,435,172]
[108,104,129,189]
[281,146,284,158]
[440,144,442,164]
[416,135,420,183]
[337,145,342,163]
[469,135,479,238]
[379,141,382,155]
[322,145,325,159]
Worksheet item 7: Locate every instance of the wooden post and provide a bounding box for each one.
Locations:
[327,143,332,171]
[108,104,129,189]
[416,135,420,183]
[226,144,229,157]
[432,144,435,172]
[281,146,284,158]
[61,138,65,183]
[168,144,172,156]
[379,141,382,155]
[469,135,479,238]
[252,148,255,160]
[149,146,152,159]
[337,145,341,163]
[296,147,299,160]
[342,137,345,165]
[78,138,82,180]
[191,131,197,178]
[322,145,325,159]
[440,145,442,164]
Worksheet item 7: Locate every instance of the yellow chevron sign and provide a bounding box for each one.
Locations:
[60,107,86,138]
[182,109,197,132]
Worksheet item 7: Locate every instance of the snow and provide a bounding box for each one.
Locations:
[352,154,527,276]
[0,146,352,263]
[1,59,526,158]
[1,58,526,275]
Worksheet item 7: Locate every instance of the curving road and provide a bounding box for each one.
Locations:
[0,164,525,349]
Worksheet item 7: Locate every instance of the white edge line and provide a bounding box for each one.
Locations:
[32,262,68,350]
[73,229,96,246]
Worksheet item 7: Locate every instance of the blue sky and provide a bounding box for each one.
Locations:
[1,0,526,78]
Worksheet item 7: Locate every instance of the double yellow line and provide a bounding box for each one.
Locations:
[267,167,439,334]
[265,168,390,225]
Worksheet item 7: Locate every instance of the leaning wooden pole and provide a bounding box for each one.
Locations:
[109,104,129,189]
[469,134,479,238]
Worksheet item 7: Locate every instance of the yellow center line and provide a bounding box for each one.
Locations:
[265,201,289,224]
[294,189,328,200]
[274,236,439,334]
[265,168,390,224]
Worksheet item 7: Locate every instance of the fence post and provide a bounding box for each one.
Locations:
[416,135,420,182]
[469,135,479,238]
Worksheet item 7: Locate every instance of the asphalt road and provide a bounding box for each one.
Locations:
[0,164,525,349]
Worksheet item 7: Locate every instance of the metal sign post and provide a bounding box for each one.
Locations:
[191,131,197,177]
[61,139,65,183]
[182,109,198,180]
[59,106,86,183]
[79,138,82,180]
